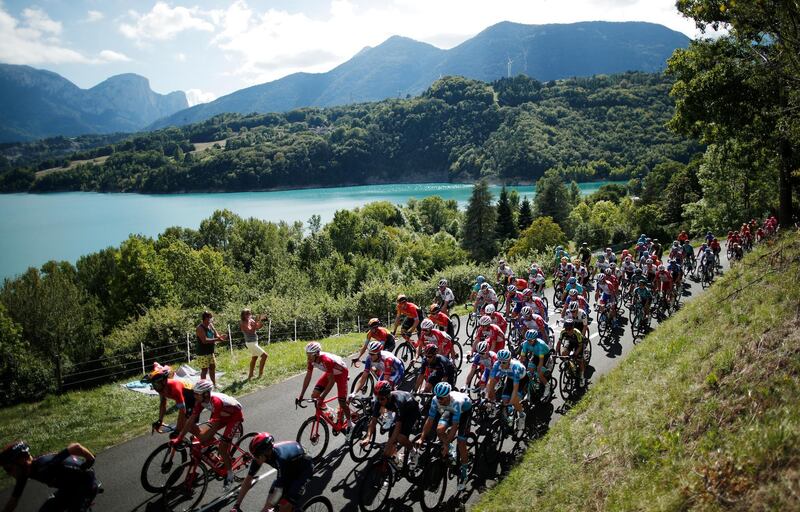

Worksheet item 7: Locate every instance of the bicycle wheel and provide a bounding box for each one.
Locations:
[449,313,461,335]
[419,454,448,511]
[358,458,394,512]
[231,432,256,482]
[161,461,209,512]
[583,338,592,364]
[303,495,334,512]
[451,341,464,374]
[348,416,378,463]
[496,294,506,312]
[140,442,188,493]
[296,416,330,463]
[350,372,376,397]
[466,312,477,338]
[394,342,416,370]
[558,362,576,401]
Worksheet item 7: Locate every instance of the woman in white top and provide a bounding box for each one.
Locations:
[240,309,268,379]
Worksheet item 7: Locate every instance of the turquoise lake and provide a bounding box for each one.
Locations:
[0,181,618,280]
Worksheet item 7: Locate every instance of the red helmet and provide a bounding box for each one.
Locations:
[374,380,392,397]
[424,343,438,355]
[249,432,274,457]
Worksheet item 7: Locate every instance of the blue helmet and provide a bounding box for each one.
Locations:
[567,277,576,284]
[497,349,512,362]
[476,275,485,284]
[433,381,452,398]
[525,329,539,341]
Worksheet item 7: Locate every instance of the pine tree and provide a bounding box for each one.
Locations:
[534,170,571,227]
[518,196,533,231]
[461,180,497,262]
[494,186,518,244]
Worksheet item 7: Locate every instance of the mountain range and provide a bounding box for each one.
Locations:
[0,66,187,142]
[150,20,690,129]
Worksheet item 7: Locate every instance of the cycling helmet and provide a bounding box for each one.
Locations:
[625,256,632,262]
[368,341,383,354]
[563,319,575,328]
[396,294,407,303]
[522,288,532,296]
[143,363,170,384]
[658,264,666,271]
[598,255,606,262]
[525,329,539,341]
[567,277,576,284]
[521,306,532,316]
[605,247,612,253]
[424,343,438,356]
[653,239,659,243]
[374,380,392,398]
[569,288,578,296]
[476,275,485,284]
[560,256,568,263]
[673,241,679,247]
[438,279,448,287]
[498,259,506,265]
[556,245,563,251]
[249,432,274,457]
[484,304,496,315]
[420,319,435,330]
[480,282,490,291]
[433,381,452,398]
[609,262,617,269]
[0,441,30,466]
[605,268,612,275]
[634,268,643,275]
[305,341,322,354]
[642,251,650,257]
[368,318,381,328]
[497,349,512,362]
[479,315,492,326]
[581,242,588,246]
[475,341,489,354]
[646,258,653,264]
[194,379,213,394]
[506,284,516,293]
[569,301,579,312]
[428,303,440,314]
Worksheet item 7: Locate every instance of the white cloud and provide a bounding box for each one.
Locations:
[176,52,187,62]
[120,2,215,42]
[97,49,131,63]
[86,10,104,23]
[0,5,89,64]
[185,88,216,106]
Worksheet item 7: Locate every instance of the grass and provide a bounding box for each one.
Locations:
[0,332,363,485]
[475,231,800,511]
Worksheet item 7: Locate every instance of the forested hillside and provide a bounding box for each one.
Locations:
[0,72,699,193]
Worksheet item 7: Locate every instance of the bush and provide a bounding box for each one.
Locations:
[0,304,55,405]
[508,217,567,258]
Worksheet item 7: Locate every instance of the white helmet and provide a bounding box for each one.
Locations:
[569,301,579,311]
[438,279,448,287]
[368,341,383,354]
[480,282,490,291]
[194,379,213,394]
[305,341,321,354]
[507,285,516,293]
[420,318,435,330]
[498,259,506,265]
[479,315,492,326]
[475,341,489,354]
[521,306,532,316]
[484,304,496,315]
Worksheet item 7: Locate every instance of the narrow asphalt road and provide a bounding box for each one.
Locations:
[3,249,728,512]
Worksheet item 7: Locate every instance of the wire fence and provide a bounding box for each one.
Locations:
[60,312,398,390]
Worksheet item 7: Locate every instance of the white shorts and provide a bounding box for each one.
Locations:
[246,341,266,357]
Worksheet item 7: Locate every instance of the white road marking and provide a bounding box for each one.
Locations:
[590,332,599,339]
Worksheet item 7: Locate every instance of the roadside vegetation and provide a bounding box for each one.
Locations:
[476,231,800,511]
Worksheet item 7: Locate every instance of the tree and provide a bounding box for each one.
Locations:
[109,236,176,324]
[534,169,572,227]
[670,1,799,226]
[494,186,518,243]
[199,209,238,250]
[461,180,497,262]
[508,217,567,258]
[518,196,534,231]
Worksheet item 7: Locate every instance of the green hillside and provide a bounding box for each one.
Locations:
[476,231,800,511]
[0,72,699,193]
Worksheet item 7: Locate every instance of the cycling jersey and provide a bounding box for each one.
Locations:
[12,449,96,500]
[366,327,396,352]
[435,287,455,305]
[363,350,404,385]
[420,354,456,385]
[489,311,508,333]
[520,313,547,335]
[419,329,453,356]
[489,359,527,384]
[309,352,347,376]
[162,379,195,413]
[559,330,584,353]
[428,391,472,424]
[634,287,652,303]
[247,441,312,506]
[396,302,423,320]
[656,271,673,289]
[527,296,548,319]
[520,338,550,371]
[563,307,589,325]
[498,265,514,278]
[201,392,242,418]
[476,288,498,305]
[470,351,498,383]
[621,261,636,273]
[475,323,506,352]
[564,294,589,313]
[371,390,420,437]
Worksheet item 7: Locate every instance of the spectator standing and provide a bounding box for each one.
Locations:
[196,311,227,388]
[240,309,268,380]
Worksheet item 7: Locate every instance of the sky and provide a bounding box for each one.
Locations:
[0,0,702,106]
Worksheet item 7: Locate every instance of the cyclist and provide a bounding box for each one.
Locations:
[575,261,591,288]
[475,282,498,313]
[604,247,617,264]
[556,320,586,387]
[595,269,618,325]
[231,433,313,512]
[667,258,684,290]
[562,276,583,303]
[564,300,589,338]
[565,288,590,316]
[677,230,689,243]
[668,241,684,264]
[487,349,528,433]
[1,441,99,512]
[710,237,722,265]
[528,264,546,296]
[518,306,548,343]
[464,341,497,389]
[525,291,549,322]
[496,258,515,287]
[418,318,456,361]
[553,246,570,271]
[699,248,715,280]
[518,329,552,401]
[578,242,592,266]
[682,240,695,270]
[504,284,526,317]
[352,318,396,364]
[434,279,455,315]
[173,379,242,490]
[428,303,456,339]
[297,342,352,432]
[414,344,456,393]
[143,363,195,433]
[392,294,423,339]
[351,341,405,394]
[483,304,508,334]
[651,239,663,260]
[474,315,506,353]
[416,382,472,491]
[594,254,609,276]
[633,278,653,319]
[469,275,486,304]
[360,382,421,468]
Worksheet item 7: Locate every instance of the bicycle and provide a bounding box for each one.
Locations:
[555,355,584,401]
[347,397,397,463]
[295,397,363,464]
[141,422,243,493]
[160,427,256,512]
[629,300,650,340]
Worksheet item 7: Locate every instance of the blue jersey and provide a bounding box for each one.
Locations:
[520,339,550,370]
[248,441,308,481]
[428,391,472,423]
[489,359,527,384]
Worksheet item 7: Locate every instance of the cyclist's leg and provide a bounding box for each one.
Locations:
[312,372,334,401]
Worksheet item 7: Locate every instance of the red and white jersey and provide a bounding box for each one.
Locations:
[419,329,454,355]
[309,352,347,375]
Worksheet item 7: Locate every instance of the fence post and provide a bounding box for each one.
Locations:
[186,333,191,362]
[294,319,297,342]
[268,319,272,345]
[387,310,391,328]
[357,316,361,332]
[140,342,146,375]
[228,324,233,355]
